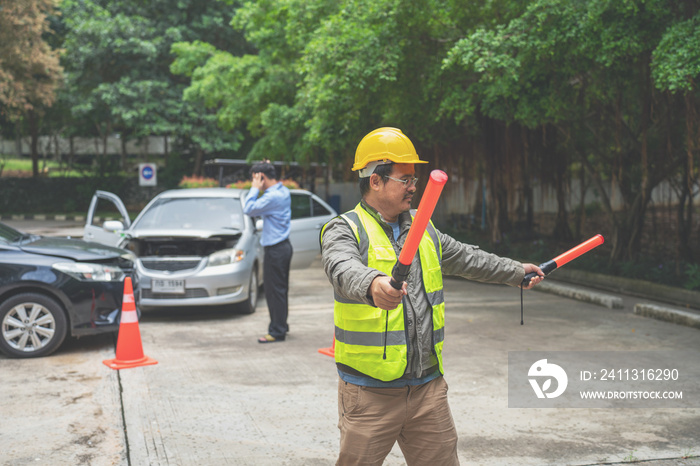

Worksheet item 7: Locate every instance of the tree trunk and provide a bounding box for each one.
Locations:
[575,162,587,241]
[476,174,485,229]
[121,137,128,171]
[53,133,60,162]
[678,93,698,263]
[95,121,111,175]
[553,182,573,242]
[101,132,108,174]
[28,112,40,177]
[193,146,204,176]
[520,127,534,233]
[15,128,22,158]
[163,135,169,168]
[676,183,693,263]
[488,181,502,243]
[610,187,652,262]
[547,125,572,242]
[481,115,504,243]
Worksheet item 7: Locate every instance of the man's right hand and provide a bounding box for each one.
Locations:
[251,172,264,190]
[369,275,407,310]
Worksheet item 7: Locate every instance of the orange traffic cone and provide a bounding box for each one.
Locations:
[318,336,335,357]
[103,277,158,370]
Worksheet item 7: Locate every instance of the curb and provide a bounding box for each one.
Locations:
[535,281,624,309]
[534,281,700,331]
[0,214,86,222]
[551,268,700,311]
[633,303,700,330]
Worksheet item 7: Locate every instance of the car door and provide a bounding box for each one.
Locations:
[289,191,337,269]
[83,191,131,246]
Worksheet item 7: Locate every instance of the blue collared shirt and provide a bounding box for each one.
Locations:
[243,183,291,247]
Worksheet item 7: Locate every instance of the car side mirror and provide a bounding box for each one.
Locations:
[255,219,264,232]
[103,220,124,232]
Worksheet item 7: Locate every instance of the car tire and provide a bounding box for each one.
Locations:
[239,265,258,314]
[0,293,68,358]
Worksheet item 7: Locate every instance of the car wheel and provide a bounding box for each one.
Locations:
[239,265,258,314]
[0,293,68,358]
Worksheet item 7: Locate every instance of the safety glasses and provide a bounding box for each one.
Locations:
[385,175,419,188]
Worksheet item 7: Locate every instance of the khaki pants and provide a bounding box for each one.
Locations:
[337,376,459,466]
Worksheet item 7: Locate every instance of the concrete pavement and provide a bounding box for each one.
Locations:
[1,263,699,464]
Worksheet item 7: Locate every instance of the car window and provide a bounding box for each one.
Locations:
[0,223,22,243]
[91,197,129,227]
[133,197,245,230]
[312,199,332,217]
[291,193,311,220]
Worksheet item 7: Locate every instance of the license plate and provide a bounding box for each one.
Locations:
[151,279,185,294]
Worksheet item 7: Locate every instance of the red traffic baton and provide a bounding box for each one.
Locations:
[390,170,448,290]
[522,234,605,286]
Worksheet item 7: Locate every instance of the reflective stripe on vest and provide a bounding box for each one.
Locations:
[328,203,445,382]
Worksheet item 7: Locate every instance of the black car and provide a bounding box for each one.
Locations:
[0,222,135,358]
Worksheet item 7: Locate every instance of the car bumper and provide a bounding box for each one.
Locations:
[64,281,124,336]
[135,259,252,310]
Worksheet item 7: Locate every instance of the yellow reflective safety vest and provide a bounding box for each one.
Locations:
[322,204,445,382]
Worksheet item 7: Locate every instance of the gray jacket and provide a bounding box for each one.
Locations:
[321,201,525,379]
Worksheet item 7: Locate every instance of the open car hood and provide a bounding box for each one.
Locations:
[20,237,125,262]
[122,230,244,258]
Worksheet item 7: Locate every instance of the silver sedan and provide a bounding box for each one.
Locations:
[83,187,336,313]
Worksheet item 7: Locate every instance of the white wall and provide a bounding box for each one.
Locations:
[1,135,170,157]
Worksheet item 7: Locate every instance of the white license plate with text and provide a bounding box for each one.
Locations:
[152,279,185,294]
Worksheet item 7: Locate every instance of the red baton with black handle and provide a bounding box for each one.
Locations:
[390,170,449,290]
[521,234,605,286]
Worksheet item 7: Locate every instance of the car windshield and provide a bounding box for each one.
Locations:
[0,223,23,243]
[133,197,245,231]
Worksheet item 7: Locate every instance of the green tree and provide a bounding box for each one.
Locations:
[443,0,694,260]
[172,0,319,165]
[166,0,700,266]
[0,0,63,176]
[173,0,504,172]
[59,0,248,176]
[652,9,700,263]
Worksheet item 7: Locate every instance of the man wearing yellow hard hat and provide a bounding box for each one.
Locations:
[321,127,543,465]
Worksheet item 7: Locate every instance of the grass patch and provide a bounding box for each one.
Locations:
[1,156,89,177]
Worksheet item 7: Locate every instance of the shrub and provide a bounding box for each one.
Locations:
[282,179,300,189]
[226,179,299,189]
[684,263,700,291]
[227,180,252,189]
[178,176,218,188]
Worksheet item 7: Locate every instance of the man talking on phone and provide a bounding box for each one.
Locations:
[243,162,293,343]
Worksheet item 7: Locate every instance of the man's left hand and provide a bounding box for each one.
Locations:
[521,263,544,289]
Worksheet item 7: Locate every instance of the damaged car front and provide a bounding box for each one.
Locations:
[87,189,264,314]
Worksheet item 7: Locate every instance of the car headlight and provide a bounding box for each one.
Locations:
[52,262,126,282]
[121,252,137,263]
[207,248,245,267]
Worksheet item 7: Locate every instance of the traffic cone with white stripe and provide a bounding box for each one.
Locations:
[318,336,335,357]
[103,277,157,370]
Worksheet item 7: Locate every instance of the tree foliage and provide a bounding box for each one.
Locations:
[0,0,64,176]
[4,0,699,268]
[59,0,249,175]
[172,0,699,263]
[0,0,62,117]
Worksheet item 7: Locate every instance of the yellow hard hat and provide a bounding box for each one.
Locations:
[352,127,427,174]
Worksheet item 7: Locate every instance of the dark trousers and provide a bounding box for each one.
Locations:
[263,239,293,338]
